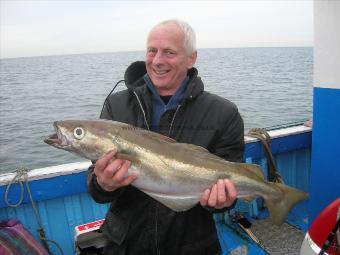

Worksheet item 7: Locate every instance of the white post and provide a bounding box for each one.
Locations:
[310,0,340,223]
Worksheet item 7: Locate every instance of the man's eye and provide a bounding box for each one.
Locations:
[165,51,175,56]
[148,48,157,55]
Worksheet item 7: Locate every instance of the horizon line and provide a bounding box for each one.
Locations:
[0,45,314,60]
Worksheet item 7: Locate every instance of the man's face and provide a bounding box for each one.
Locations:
[146,24,197,96]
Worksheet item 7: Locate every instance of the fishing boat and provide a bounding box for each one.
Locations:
[1,1,339,254]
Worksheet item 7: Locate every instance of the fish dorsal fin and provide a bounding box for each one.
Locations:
[139,131,177,143]
[239,163,265,181]
[174,143,210,153]
[170,142,226,162]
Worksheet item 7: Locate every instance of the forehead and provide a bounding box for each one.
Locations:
[147,24,185,50]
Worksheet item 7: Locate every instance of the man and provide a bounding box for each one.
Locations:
[87,19,244,255]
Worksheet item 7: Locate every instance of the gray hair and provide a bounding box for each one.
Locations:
[150,19,197,55]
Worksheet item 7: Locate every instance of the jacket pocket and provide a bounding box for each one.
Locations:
[100,209,130,245]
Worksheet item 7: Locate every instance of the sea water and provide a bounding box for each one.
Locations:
[0,47,312,172]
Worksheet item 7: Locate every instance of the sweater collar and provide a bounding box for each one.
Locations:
[144,74,189,109]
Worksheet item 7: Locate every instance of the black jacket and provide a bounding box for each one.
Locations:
[87,61,245,255]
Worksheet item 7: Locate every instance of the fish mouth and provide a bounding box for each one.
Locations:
[44,122,69,148]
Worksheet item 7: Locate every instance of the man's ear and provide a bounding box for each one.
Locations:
[187,51,197,69]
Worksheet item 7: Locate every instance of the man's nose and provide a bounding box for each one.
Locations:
[152,51,164,65]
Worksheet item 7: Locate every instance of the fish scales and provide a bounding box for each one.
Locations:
[45,119,308,225]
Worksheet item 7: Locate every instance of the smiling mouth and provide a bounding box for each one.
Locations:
[153,69,169,76]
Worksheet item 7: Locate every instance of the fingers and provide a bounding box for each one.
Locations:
[217,179,227,204]
[224,179,237,206]
[94,150,117,175]
[208,183,218,207]
[104,158,126,178]
[200,179,237,209]
[111,160,131,183]
[94,151,137,192]
[119,170,138,186]
[200,189,211,206]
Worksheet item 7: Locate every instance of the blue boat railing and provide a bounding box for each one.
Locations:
[0,125,311,255]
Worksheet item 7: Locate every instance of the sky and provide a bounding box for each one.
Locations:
[0,1,313,59]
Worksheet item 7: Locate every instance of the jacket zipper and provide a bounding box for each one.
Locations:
[168,104,182,137]
[134,92,184,255]
[133,91,150,130]
[154,105,181,255]
[134,90,160,253]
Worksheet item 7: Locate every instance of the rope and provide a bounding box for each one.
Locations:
[247,128,284,183]
[4,167,27,207]
[4,167,64,255]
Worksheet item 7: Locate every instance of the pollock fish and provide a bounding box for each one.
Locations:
[44,119,308,225]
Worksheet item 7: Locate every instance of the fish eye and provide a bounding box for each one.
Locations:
[74,127,85,139]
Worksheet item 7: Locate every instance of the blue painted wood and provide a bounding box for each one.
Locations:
[0,171,87,209]
[310,87,340,224]
[245,131,311,159]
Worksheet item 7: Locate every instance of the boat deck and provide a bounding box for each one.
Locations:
[250,219,305,255]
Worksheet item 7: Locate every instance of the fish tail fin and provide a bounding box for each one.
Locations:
[265,183,308,225]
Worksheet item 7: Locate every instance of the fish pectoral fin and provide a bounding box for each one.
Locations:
[142,191,200,212]
[116,153,141,165]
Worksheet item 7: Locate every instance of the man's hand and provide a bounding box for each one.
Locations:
[94,150,138,192]
[200,179,237,209]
